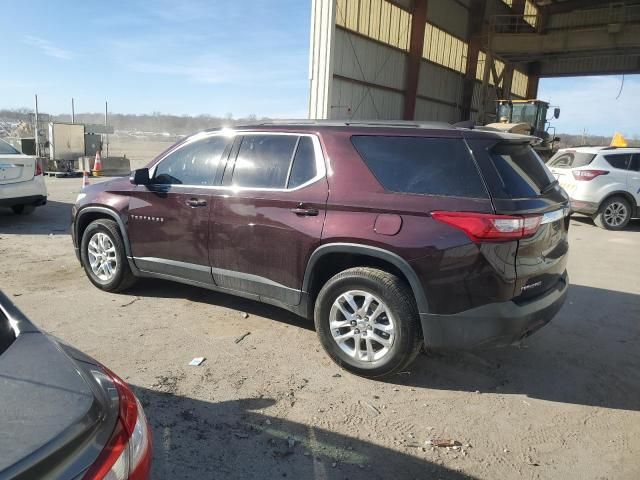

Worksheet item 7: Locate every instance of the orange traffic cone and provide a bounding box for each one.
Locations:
[93,151,103,177]
[82,169,90,190]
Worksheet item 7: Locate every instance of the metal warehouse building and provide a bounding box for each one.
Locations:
[308,0,640,123]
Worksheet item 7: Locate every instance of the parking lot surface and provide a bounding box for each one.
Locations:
[1,177,639,479]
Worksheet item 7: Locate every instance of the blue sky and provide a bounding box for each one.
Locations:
[1,0,638,136]
[1,0,311,118]
[539,75,640,138]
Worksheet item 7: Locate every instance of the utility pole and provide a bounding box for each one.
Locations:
[34,94,40,158]
[71,98,75,124]
[104,101,109,159]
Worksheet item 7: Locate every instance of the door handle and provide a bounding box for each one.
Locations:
[185,198,207,207]
[290,203,319,216]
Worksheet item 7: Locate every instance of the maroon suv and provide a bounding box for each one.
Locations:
[72,121,569,378]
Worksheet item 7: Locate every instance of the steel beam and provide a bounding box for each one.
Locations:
[460,0,486,121]
[490,25,640,58]
[526,62,540,99]
[403,0,428,120]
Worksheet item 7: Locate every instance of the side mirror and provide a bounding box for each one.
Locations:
[130,168,151,185]
[553,107,560,119]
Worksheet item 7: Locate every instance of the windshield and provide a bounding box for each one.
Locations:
[510,104,538,126]
[0,138,20,155]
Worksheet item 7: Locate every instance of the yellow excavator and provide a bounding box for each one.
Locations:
[485,99,561,160]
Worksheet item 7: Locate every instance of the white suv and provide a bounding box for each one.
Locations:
[0,138,47,215]
[548,146,640,230]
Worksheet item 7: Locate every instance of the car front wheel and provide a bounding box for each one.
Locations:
[80,219,137,292]
[314,267,422,378]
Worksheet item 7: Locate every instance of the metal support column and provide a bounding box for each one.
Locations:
[403,0,428,120]
[526,62,540,99]
[460,0,486,121]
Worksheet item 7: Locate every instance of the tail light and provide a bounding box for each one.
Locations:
[84,367,152,480]
[432,211,542,242]
[573,169,608,181]
[34,158,43,176]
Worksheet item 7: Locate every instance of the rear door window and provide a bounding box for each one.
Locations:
[231,135,298,189]
[287,136,317,189]
[604,154,632,170]
[351,136,488,198]
[630,154,640,172]
[154,135,230,185]
[548,151,595,169]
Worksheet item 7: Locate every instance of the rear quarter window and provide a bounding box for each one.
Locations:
[351,136,488,198]
[469,141,555,199]
[548,151,595,169]
[0,139,20,155]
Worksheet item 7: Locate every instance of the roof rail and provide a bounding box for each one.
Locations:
[245,119,453,129]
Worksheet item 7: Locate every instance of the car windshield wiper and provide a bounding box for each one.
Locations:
[540,179,558,195]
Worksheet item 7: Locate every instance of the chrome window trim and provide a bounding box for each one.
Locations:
[147,130,327,192]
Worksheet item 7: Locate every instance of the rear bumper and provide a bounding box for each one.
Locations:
[569,199,598,215]
[420,272,568,349]
[0,194,47,208]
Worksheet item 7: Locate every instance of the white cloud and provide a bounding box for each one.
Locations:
[23,35,73,60]
[539,75,640,138]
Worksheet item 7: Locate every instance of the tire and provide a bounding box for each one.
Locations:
[593,196,631,230]
[80,219,137,292]
[314,267,422,378]
[11,204,35,215]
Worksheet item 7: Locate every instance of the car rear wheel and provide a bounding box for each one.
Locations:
[314,267,422,378]
[593,196,631,230]
[11,204,35,215]
[81,219,137,292]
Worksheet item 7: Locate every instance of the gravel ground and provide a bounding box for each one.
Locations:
[1,177,639,480]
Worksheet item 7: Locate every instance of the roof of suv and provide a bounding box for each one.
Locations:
[558,146,640,154]
[201,120,537,143]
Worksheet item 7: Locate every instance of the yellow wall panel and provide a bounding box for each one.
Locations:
[379,1,391,44]
[336,0,347,26]
[524,0,538,27]
[370,0,381,41]
[423,23,467,74]
[334,0,413,52]
[359,0,370,37]
[512,69,529,97]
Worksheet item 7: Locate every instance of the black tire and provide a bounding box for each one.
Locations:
[80,219,137,292]
[11,204,36,215]
[593,196,631,230]
[314,267,422,378]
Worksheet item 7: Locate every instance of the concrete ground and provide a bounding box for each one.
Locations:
[1,176,639,480]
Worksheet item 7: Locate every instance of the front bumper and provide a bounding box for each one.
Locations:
[420,272,568,349]
[0,194,47,208]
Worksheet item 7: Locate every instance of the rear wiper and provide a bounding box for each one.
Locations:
[540,180,559,195]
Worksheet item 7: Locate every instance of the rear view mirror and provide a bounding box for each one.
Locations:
[553,108,560,119]
[130,168,150,185]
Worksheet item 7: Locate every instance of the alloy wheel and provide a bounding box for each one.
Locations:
[604,202,627,228]
[87,232,118,281]
[329,290,395,363]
